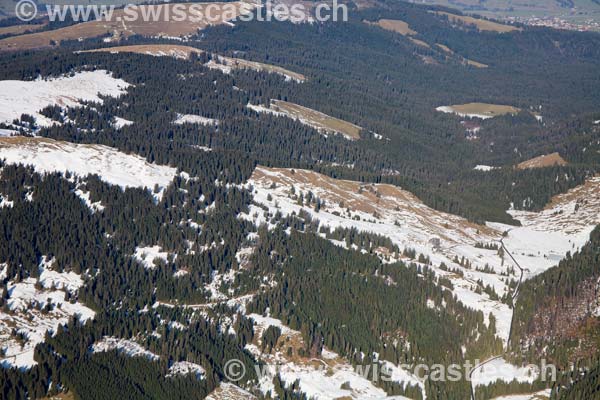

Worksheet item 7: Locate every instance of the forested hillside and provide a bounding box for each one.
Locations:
[0,0,600,399]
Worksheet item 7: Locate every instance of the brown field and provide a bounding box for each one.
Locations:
[369,19,417,36]
[82,44,306,81]
[432,11,522,33]
[517,152,567,170]
[435,43,453,53]
[0,1,257,52]
[408,37,431,49]
[0,22,47,36]
[440,103,520,118]
[270,100,361,139]
[465,59,488,68]
[40,392,76,400]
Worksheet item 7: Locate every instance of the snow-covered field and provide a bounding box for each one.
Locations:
[112,116,133,129]
[0,136,178,201]
[0,257,95,369]
[206,55,306,82]
[0,70,130,127]
[83,45,305,82]
[435,104,520,120]
[471,357,538,387]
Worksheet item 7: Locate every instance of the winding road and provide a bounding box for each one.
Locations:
[469,229,526,400]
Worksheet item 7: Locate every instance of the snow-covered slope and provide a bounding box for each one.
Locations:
[242,166,517,342]
[0,258,95,369]
[0,136,177,201]
[206,382,257,399]
[241,167,600,346]
[91,337,160,361]
[166,361,206,379]
[0,70,130,127]
[246,313,423,399]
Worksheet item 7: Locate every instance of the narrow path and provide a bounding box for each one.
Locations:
[469,229,525,400]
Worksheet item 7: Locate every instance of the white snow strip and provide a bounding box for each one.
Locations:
[0,194,13,208]
[474,165,497,171]
[38,256,85,294]
[247,103,285,117]
[0,129,19,137]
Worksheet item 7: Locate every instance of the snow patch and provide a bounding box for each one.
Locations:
[133,246,172,270]
[174,113,219,126]
[91,337,159,361]
[74,188,105,212]
[112,116,133,129]
[167,361,205,379]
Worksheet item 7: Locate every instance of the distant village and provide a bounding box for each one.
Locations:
[504,15,600,32]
